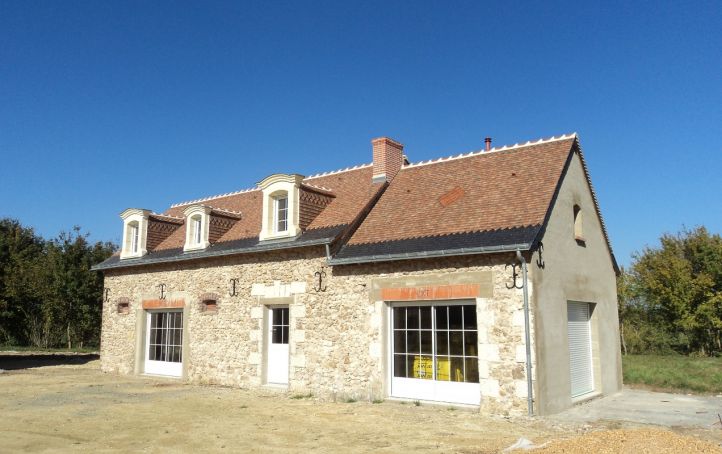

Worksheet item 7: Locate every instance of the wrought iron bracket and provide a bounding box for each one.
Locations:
[158,283,167,300]
[536,241,545,269]
[229,278,239,297]
[314,267,328,292]
[104,288,110,303]
[505,263,523,290]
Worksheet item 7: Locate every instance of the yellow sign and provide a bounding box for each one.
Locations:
[411,356,463,381]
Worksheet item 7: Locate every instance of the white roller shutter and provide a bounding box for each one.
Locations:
[567,302,594,398]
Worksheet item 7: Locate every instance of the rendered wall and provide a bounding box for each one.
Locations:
[530,151,622,415]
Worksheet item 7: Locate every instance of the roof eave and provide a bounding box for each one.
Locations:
[91,237,335,272]
[327,242,532,266]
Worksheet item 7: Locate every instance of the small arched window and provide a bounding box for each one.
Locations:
[191,215,203,245]
[128,221,140,253]
[273,192,289,233]
[573,204,584,242]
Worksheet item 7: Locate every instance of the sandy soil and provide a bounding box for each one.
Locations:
[0,353,720,453]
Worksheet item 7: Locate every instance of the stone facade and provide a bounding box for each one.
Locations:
[101,247,535,415]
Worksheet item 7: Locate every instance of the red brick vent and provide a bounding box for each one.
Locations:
[116,297,131,314]
[199,293,220,313]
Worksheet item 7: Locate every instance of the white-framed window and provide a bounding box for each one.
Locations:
[388,300,481,405]
[274,195,288,233]
[129,222,139,253]
[192,216,202,245]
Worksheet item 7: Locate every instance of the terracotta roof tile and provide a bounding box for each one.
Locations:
[345,137,576,246]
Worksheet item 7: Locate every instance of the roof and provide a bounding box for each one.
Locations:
[331,135,577,264]
[93,133,616,271]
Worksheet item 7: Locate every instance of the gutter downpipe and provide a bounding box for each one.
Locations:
[516,249,534,416]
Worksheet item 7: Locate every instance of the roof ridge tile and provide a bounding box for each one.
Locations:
[403,133,577,170]
[170,187,259,208]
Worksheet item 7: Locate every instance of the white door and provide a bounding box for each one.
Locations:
[567,301,594,397]
[267,306,289,385]
[145,310,183,377]
[390,302,480,405]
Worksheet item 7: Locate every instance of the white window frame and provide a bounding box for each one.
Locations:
[386,300,481,405]
[274,195,288,233]
[192,216,202,245]
[144,309,184,377]
[129,222,139,253]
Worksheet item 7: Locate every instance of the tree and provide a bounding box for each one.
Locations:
[0,219,46,346]
[624,227,722,356]
[0,218,116,349]
[45,227,115,348]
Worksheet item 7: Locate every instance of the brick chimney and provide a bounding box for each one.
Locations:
[485,137,492,151]
[371,137,404,183]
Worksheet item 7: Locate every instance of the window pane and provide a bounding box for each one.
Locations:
[463,305,477,329]
[393,307,406,329]
[272,308,282,326]
[282,326,289,344]
[407,331,420,354]
[449,306,463,330]
[464,331,478,356]
[435,331,449,355]
[420,330,432,354]
[393,330,406,354]
[436,356,451,381]
[272,326,282,344]
[435,306,448,330]
[393,355,407,377]
[420,307,432,329]
[412,355,433,380]
[450,357,465,382]
[406,307,419,329]
[464,358,479,383]
[449,331,464,356]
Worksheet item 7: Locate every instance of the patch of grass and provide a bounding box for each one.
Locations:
[0,345,98,354]
[371,399,384,404]
[343,397,357,403]
[622,354,722,394]
[413,400,421,406]
[290,392,313,400]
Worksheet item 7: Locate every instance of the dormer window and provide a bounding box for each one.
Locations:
[183,205,212,252]
[119,208,151,259]
[258,174,304,241]
[274,194,288,233]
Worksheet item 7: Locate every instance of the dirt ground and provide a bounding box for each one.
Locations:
[1,353,721,453]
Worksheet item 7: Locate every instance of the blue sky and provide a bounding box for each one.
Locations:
[1,1,720,266]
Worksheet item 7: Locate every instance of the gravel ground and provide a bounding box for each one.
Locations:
[0,352,721,453]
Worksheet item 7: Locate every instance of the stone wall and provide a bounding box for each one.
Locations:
[101,248,535,415]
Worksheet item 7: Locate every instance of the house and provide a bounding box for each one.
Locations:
[93,133,622,415]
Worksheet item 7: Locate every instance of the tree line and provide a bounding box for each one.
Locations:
[618,226,722,357]
[0,218,115,349]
